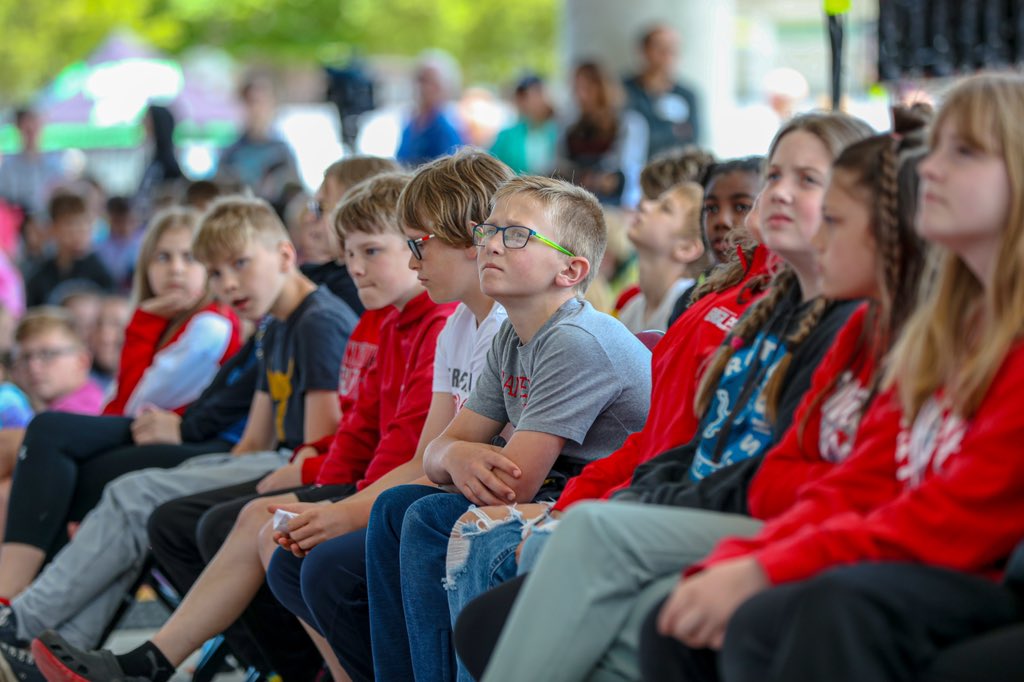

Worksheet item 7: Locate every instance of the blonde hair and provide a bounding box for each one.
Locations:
[492,175,607,294]
[666,181,707,241]
[399,149,514,247]
[663,181,713,273]
[640,146,716,199]
[332,172,413,243]
[324,156,402,191]
[15,307,83,348]
[192,196,290,266]
[887,73,1024,420]
[133,207,200,303]
[693,111,873,422]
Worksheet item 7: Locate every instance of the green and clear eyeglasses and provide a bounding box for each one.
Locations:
[472,224,575,257]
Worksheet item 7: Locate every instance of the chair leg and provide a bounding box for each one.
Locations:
[190,635,232,682]
[97,555,160,648]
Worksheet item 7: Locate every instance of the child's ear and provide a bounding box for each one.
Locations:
[555,256,590,290]
[672,237,705,265]
[277,240,297,272]
[464,221,481,260]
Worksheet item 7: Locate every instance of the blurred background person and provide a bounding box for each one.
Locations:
[396,50,465,166]
[25,191,113,308]
[88,295,130,390]
[95,196,140,294]
[0,108,69,219]
[555,61,648,207]
[136,104,185,218]
[183,180,222,213]
[217,75,298,193]
[624,24,701,157]
[489,74,558,175]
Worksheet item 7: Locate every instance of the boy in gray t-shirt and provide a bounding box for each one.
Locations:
[364,176,652,682]
[467,296,650,470]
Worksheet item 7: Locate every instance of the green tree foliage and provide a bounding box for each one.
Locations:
[0,0,557,101]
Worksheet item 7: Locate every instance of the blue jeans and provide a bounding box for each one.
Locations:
[265,529,372,682]
[444,507,542,682]
[366,484,470,682]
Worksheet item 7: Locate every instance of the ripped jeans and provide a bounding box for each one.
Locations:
[445,504,554,682]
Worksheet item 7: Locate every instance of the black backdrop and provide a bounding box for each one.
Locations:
[878,0,1024,80]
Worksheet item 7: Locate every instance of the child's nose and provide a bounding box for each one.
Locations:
[484,231,505,253]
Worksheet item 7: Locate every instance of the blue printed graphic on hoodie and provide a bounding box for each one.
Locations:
[687,328,787,481]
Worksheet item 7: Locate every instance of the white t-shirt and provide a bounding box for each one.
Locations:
[432,302,507,412]
[617,277,694,333]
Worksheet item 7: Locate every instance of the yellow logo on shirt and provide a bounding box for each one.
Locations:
[267,359,295,442]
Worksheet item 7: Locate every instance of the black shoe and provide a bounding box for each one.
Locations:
[31,632,146,682]
[0,641,42,682]
[0,606,26,648]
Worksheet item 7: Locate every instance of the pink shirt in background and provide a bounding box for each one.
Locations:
[0,250,24,319]
[49,379,106,416]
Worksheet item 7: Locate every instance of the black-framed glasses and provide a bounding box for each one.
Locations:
[472,224,575,257]
[406,234,434,260]
[307,199,324,220]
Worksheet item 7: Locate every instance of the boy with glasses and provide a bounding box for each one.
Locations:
[32,150,506,681]
[353,176,652,682]
[0,308,104,473]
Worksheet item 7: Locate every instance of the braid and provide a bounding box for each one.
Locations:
[762,296,830,425]
[876,138,902,335]
[693,268,797,416]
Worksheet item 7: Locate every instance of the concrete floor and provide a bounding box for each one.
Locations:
[106,598,248,682]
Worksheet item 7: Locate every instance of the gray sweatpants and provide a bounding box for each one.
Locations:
[11,449,290,648]
[481,501,763,682]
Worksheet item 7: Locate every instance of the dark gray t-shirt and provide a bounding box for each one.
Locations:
[465,298,651,464]
[258,286,358,450]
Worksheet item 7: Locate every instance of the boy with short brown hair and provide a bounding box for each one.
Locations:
[25,192,114,307]
[0,196,358,680]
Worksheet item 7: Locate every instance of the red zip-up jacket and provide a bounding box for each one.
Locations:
[747,304,875,520]
[299,306,391,484]
[553,245,773,512]
[699,340,1024,584]
[315,291,458,490]
[103,301,241,416]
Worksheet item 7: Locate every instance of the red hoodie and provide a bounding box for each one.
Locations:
[314,291,457,489]
[103,302,241,416]
[299,306,391,484]
[553,245,773,512]
[747,304,876,520]
[699,340,1024,584]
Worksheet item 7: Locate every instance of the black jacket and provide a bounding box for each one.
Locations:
[614,298,860,513]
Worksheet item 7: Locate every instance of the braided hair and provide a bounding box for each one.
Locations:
[692,112,873,423]
[791,106,931,443]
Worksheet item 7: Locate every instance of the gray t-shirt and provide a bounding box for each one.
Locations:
[465,298,651,464]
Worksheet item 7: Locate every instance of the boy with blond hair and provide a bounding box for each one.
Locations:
[11,308,104,416]
[0,196,358,680]
[619,180,710,332]
[34,172,453,681]
[34,152,506,680]
[276,176,652,681]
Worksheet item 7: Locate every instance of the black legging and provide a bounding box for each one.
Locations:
[5,412,229,559]
[148,479,354,680]
[453,573,529,679]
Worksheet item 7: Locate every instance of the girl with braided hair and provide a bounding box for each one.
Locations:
[449,111,872,682]
[639,72,1024,682]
